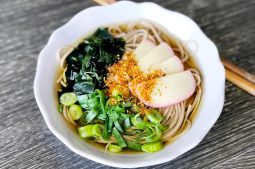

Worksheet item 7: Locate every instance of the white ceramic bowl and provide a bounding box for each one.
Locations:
[34,1,225,168]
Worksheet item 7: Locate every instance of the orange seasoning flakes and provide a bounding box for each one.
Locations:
[128,70,164,97]
[105,52,136,97]
[105,52,164,104]
[137,79,157,102]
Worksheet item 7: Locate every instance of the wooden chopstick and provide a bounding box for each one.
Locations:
[225,68,255,96]
[93,0,255,96]
[221,58,255,84]
[221,58,255,96]
[94,0,115,5]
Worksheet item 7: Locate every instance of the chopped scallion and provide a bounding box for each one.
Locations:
[60,92,77,106]
[107,118,113,132]
[69,104,83,120]
[123,117,131,129]
[112,127,127,148]
[108,144,122,153]
[147,109,163,124]
[114,121,123,133]
[78,125,94,139]
[96,89,106,114]
[85,111,98,122]
[126,140,141,151]
[92,124,104,138]
[58,104,63,113]
[88,97,99,108]
[141,142,163,153]
[77,94,89,105]
[97,113,107,120]
[102,117,110,140]
[131,114,145,129]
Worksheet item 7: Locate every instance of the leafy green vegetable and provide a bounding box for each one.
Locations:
[85,111,98,122]
[77,94,89,105]
[61,28,125,95]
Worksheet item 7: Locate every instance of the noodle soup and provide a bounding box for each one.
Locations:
[56,20,202,153]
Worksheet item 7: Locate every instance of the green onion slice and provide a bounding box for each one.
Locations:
[131,114,145,129]
[141,142,163,153]
[78,125,94,139]
[85,111,98,122]
[60,92,77,106]
[112,127,127,148]
[114,121,123,133]
[108,144,122,153]
[92,124,104,138]
[126,140,141,151]
[146,109,163,124]
[69,104,83,120]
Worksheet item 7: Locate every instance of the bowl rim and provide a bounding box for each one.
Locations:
[34,1,225,168]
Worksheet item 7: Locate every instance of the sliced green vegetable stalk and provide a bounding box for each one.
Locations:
[78,125,94,139]
[141,142,163,153]
[77,94,89,105]
[78,124,104,139]
[111,87,121,98]
[143,124,162,142]
[85,110,98,122]
[87,97,99,108]
[112,127,127,148]
[126,140,142,151]
[146,109,163,124]
[114,121,124,133]
[108,144,122,153]
[131,114,145,129]
[108,111,119,121]
[122,102,132,108]
[92,124,104,138]
[123,117,131,129]
[97,113,107,120]
[69,104,83,120]
[58,104,63,113]
[107,118,113,132]
[60,92,77,106]
[96,89,106,114]
[102,117,110,140]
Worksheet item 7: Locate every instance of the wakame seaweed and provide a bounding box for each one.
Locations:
[60,28,125,95]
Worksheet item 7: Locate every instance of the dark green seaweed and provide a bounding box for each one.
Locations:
[59,28,125,96]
